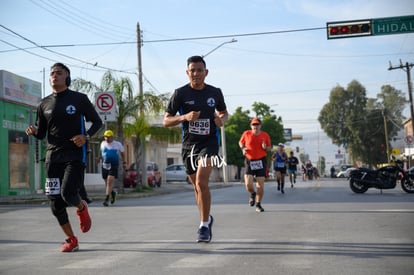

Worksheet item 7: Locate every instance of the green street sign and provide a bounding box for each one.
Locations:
[327,15,414,39]
[372,15,414,36]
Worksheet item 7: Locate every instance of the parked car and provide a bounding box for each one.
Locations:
[340,164,354,172]
[336,167,356,178]
[124,162,162,188]
[165,164,189,183]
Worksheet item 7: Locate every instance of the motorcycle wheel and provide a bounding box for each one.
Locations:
[401,178,414,193]
[349,178,368,193]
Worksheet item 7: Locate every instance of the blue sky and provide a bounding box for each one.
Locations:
[1,0,414,164]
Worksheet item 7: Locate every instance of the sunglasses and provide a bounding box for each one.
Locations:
[251,123,260,126]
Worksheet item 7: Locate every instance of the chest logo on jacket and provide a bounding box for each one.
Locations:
[207,98,215,107]
[66,105,76,115]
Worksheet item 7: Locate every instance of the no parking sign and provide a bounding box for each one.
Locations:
[95,92,117,122]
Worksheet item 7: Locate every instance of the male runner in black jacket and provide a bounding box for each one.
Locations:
[26,63,102,252]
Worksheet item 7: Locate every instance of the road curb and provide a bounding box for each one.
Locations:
[0,182,235,205]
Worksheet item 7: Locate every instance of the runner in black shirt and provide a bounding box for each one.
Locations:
[163,56,228,243]
[26,63,102,252]
[287,151,299,188]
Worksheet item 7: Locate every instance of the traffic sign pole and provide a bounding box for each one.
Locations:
[95,92,116,122]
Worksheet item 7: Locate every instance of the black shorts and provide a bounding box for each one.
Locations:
[102,163,119,179]
[45,161,83,206]
[274,167,287,174]
[182,139,220,175]
[244,157,267,178]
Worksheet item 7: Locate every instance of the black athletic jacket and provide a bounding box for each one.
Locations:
[34,89,102,163]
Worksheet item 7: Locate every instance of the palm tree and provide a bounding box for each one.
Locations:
[72,71,136,143]
[123,91,170,184]
[73,71,178,188]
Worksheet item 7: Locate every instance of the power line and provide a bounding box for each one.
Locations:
[2,37,412,60]
[1,24,329,92]
[56,0,132,37]
[2,21,411,98]
[1,27,324,53]
[0,25,136,75]
[224,80,407,97]
[143,27,326,43]
[29,0,131,41]
[0,39,57,63]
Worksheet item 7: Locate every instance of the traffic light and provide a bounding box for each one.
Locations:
[327,20,372,39]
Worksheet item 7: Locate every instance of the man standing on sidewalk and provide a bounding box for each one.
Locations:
[26,63,102,252]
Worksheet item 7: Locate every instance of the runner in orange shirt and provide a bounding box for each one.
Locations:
[239,118,272,212]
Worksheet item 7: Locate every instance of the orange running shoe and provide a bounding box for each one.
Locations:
[61,236,79,252]
[76,200,91,233]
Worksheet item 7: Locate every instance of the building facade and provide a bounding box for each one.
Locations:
[0,70,44,196]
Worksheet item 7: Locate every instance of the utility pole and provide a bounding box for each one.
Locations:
[389,60,414,165]
[388,60,414,134]
[137,23,143,109]
[137,22,147,185]
[382,109,390,163]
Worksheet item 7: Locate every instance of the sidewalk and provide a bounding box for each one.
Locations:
[0,181,234,205]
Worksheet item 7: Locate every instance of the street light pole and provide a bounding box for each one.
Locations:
[202,38,237,58]
[202,38,237,184]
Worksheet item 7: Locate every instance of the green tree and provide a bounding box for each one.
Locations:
[319,80,405,167]
[252,102,285,145]
[355,107,388,166]
[225,107,251,172]
[72,71,137,143]
[225,102,285,179]
[319,80,368,150]
[123,91,171,182]
[356,85,406,166]
[73,72,172,187]
[318,156,326,176]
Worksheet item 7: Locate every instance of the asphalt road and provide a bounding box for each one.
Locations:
[0,178,413,275]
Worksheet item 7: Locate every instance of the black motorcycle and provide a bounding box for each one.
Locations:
[349,160,414,194]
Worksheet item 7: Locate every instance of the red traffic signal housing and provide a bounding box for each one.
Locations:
[327,20,372,39]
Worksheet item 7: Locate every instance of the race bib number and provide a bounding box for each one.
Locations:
[103,162,112,170]
[250,160,263,170]
[189,119,210,135]
[277,162,286,168]
[45,178,60,195]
